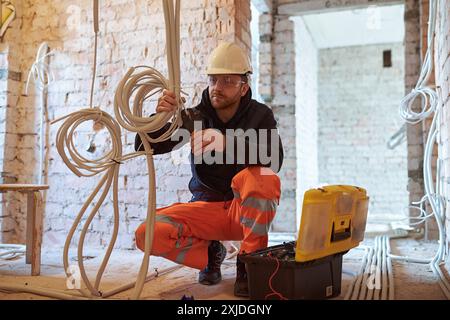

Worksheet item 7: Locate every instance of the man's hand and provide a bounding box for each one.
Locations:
[155,90,185,113]
[191,129,226,156]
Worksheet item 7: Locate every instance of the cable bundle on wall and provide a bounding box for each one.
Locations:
[396,0,450,299]
[25,42,54,185]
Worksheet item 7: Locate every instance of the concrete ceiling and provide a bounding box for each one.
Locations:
[297,4,405,49]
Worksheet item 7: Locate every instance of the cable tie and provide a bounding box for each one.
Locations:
[111,158,123,165]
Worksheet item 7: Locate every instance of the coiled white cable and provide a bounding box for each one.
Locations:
[113,0,183,300]
[53,108,147,298]
[399,0,438,124]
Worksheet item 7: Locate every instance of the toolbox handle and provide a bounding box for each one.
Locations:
[330,222,351,242]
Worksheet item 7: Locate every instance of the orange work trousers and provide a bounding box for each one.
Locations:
[135,166,281,270]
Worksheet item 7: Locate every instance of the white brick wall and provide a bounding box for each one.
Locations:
[270,14,297,233]
[434,0,450,242]
[293,17,319,227]
[265,0,423,232]
[318,43,409,221]
[0,0,251,248]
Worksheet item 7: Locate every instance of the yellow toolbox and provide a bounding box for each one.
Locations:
[241,185,369,299]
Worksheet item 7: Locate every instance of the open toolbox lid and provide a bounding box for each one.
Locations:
[295,185,369,262]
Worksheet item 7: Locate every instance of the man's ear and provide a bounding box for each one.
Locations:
[241,84,250,97]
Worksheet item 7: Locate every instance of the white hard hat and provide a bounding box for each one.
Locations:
[206,42,253,75]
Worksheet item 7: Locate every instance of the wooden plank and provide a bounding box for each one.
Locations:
[31,191,43,276]
[25,192,34,265]
[0,184,49,192]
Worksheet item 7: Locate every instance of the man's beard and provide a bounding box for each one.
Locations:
[210,90,241,109]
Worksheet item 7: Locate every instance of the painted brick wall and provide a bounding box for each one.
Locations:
[0,0,251,248]
[293,17,319,227]
[318,43,409,221]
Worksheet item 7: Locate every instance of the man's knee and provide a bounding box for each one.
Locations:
[232,166,281,200]
[135,223,146,251]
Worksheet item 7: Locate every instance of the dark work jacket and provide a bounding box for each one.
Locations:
[134,88,284,203]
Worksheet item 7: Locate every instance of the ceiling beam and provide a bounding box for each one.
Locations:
[278,0,404,16]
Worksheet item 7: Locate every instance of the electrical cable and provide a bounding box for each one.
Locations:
[345,236,395,300]
[0,244,26,260]
[25,42,54,185]
[264,254,288,300]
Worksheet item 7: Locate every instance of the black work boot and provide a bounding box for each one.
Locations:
[234,255,249,297]
[198,241,227,285]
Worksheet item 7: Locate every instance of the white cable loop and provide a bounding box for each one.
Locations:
[24,42,55,95]
[399,87,438,124]
[113,65,184,140]
[53,108,124,177]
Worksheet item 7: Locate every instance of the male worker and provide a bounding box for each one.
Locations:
[134,42,283,297]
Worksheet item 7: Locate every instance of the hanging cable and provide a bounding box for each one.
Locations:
[24,42,55,185]
[113,0,183,300]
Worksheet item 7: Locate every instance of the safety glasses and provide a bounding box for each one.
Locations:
[207,75,246,88]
